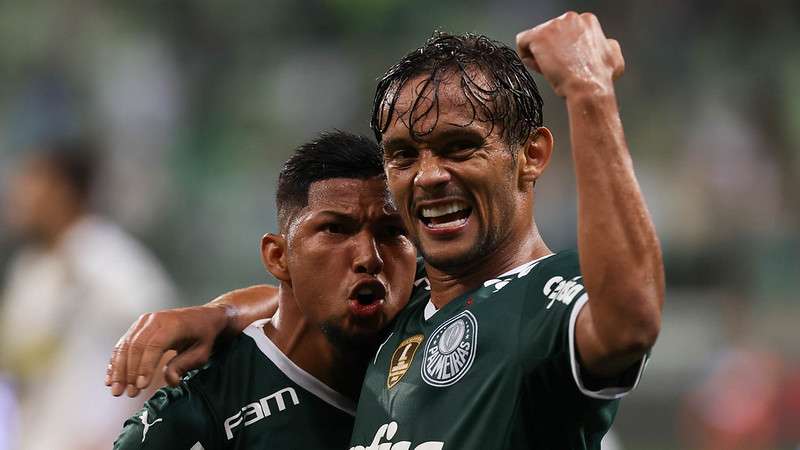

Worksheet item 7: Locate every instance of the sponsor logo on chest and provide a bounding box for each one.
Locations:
[223,387,300,440]
[350,421,443,450]
[421,311,478,387]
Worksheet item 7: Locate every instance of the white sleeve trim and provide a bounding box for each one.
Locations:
[567,293,648,400]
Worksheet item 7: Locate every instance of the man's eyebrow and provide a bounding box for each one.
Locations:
[382,136,414,152]
[383,127,487,152]
[311,210,358,221]
[426,127,486,144]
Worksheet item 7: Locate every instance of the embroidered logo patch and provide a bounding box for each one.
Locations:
[421,311,477,387]
[387,334,424,388]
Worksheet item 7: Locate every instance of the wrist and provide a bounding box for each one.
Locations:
[561,77,616,101]
[564,84,620,117]
[206,300,239,336]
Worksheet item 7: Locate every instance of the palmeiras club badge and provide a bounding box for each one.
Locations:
[387,335,424,389]
[421,310,478,387]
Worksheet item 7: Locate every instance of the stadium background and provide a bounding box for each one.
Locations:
[0,0,798,449]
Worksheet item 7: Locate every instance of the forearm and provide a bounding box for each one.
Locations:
[567,87,664,360]
[209,284,279,335]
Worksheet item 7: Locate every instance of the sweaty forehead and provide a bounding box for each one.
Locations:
[381,69,497,142]
[306,177,395,214]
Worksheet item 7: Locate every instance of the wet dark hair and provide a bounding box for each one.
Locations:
[276,131,384,231]
[371,31,544,147]
[36,138,98,203]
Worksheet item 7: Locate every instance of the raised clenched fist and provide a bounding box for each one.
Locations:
[516,12,624,97]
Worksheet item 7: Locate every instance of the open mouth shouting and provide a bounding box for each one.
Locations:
[417,200,472,234]
[348,279,387,318]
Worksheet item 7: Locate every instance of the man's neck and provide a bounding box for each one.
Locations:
[424,224,551,309]
[41,209,85,249]
[263,287,369,400]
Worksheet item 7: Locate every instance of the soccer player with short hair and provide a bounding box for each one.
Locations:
[110,13,663,449]
[113,132,416,449]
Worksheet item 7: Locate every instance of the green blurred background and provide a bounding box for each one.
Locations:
[0,0,798,449]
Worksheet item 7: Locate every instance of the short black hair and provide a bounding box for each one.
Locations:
[371,31,544,147]
[36,138,98,203]
[276,131,384,231]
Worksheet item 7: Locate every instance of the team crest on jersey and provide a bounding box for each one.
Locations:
[387,334,424,389]
[421,310,477,387]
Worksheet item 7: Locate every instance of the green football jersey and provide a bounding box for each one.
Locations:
[349,251,647,450]
[114,321,355,450]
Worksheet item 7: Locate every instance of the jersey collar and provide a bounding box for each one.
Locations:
[243,320,357,416]
[422,253,556,321]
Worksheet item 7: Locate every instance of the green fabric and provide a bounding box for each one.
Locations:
[350,250,635,450]
[114,330,354,450]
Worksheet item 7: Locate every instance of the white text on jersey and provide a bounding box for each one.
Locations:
[350,421,444,450]
[543,275,584,309]
[223,387,300,440]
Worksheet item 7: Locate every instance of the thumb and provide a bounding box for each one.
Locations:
[521,56,541,73]
[163,343,212,386]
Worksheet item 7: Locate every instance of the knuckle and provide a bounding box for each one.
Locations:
[110,360,124,374]
[130,341,162,353]
[114,333,127,347]
[129,341,146,351]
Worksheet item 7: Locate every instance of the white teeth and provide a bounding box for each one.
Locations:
[421,202,468,218]
[426,217,468,229]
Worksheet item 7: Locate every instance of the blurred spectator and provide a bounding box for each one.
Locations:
[678,297,785,450]
[781,365,800,448]
[0,374,16,450]
[0,140,177,450]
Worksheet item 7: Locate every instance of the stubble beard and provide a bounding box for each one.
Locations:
[415,226,501,274]
[320,319,382,357]
[416,201,515,275]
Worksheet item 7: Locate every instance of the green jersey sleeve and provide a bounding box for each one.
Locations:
[521,250,647,401]
[113,382,216,450]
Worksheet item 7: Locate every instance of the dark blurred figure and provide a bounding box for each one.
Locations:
[0,140,177,450]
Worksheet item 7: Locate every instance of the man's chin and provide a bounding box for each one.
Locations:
[419,244,483,273]
[321,321,383,353]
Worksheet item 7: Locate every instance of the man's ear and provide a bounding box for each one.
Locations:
[261,233,291,282]
[517,127,554,187]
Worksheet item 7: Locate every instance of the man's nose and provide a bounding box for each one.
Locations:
[414,152,451,191]
[352,232,384,275]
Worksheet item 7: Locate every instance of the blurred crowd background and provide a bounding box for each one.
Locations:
[0,0,798,449]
